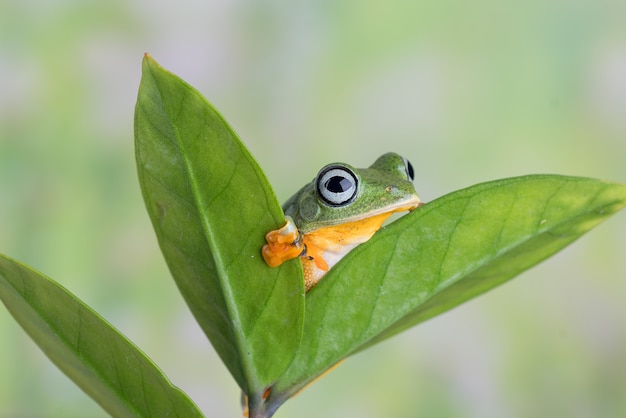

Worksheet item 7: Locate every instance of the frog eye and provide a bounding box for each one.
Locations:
[316,165,359,207]
[403,157,415,182]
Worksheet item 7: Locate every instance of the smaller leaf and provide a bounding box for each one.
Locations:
[0,254,203,418]
[134,54,304,400]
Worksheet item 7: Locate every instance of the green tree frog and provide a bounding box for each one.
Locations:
[262,152,422,292]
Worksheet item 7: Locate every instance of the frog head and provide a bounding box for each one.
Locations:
[283,152,421,233]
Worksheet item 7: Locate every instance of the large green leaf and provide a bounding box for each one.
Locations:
[0,254,203,418]
[272,175,626,402]
[132,58,625,417]
[134,54,304,400]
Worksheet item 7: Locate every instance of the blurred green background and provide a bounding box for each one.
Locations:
[1,0,625,417]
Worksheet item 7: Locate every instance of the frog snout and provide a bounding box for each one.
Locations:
[409,202,425,211]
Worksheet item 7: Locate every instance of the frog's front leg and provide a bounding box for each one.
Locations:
[262,216,305,267]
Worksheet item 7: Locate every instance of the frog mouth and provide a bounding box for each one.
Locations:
[391,195,423,213]
[341,195,422,224]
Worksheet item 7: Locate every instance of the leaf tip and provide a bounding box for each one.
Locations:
[142,52,153,65]
[141,53,163,74]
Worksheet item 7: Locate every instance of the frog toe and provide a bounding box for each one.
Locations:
[261,216,304,267]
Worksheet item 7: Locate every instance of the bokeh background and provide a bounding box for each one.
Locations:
[1,0,625,417]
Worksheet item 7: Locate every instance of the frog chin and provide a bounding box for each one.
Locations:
[300,196,421,291]
[303,211,393,269]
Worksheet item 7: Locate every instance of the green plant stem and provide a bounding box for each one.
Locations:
[246,390,287,418]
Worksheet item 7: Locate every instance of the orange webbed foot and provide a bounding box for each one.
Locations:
[262,216,304,267]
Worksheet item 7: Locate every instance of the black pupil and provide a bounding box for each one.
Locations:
[326,176,352,193]
[406,161,415,181]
